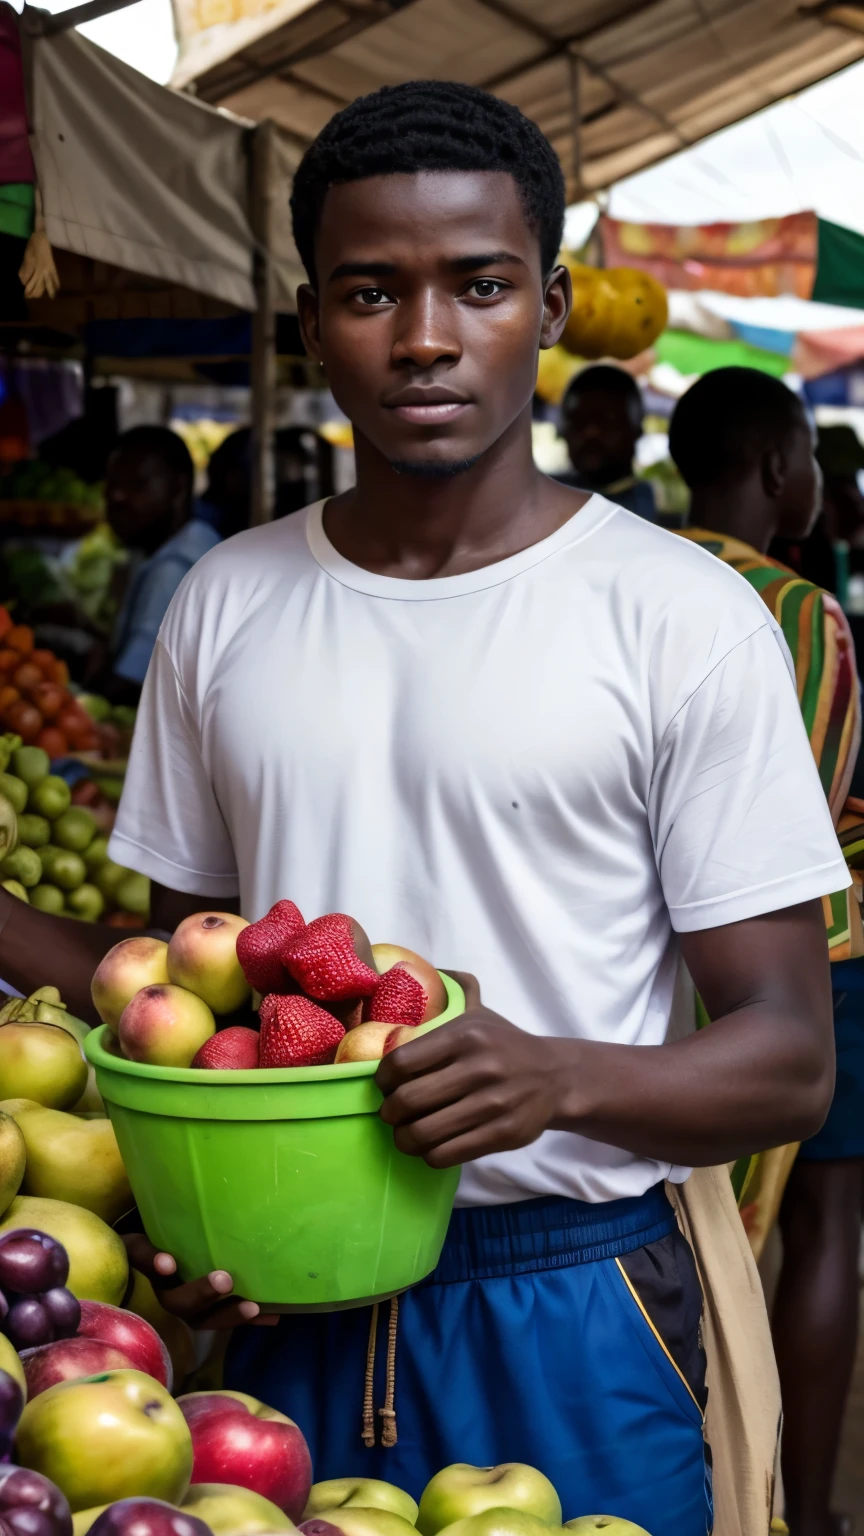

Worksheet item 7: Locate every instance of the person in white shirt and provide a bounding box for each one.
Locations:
[0,81,843,1533]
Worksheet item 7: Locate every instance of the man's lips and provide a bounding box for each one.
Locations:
[390,400,470,424]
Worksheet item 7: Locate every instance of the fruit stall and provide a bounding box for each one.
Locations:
[0,901,659,1536]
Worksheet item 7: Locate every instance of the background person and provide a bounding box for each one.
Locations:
[555,363,656,520]
[102,425,220,700]
[670,367,864,1536]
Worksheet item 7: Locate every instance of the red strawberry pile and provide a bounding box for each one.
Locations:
[193,901,448,1070]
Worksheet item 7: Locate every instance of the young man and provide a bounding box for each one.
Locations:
[555,363,656,520]
[104,426,220,697]
[670,369,864,1536]
[0,83,846,1531]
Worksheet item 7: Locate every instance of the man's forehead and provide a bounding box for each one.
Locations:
[317,169,532,252]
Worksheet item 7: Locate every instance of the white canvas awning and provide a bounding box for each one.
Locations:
[169,0,864,201]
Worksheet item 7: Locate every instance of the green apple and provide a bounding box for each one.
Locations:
[30,884,66,915]
[0,773,29,814]
[29,775,71,820]
[434,1514,560,1536]
[418,1468,561,1536]
[15,1367,193,1511]
[53,809,97,854]
[307,1510,419,1536]
[564,1523,652,1535]
[183,1483,295,1535]
[305,1480,419,1525]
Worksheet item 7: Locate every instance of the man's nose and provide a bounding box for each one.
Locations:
[390,289,461,369]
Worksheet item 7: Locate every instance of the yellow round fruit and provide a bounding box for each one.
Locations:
[0,1195,128,1303]
[561,258,667,360]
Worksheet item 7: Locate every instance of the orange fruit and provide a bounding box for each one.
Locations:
[6,626,34,656]
[0,686,20,716]
[31,649,58,677]
[4,701,42,743]
[31,683,65,720]
[0,650,18,675]
[13,662,44,696]
[36,727,68,759]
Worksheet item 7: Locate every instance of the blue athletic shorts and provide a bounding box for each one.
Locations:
[227,1183,713,1534]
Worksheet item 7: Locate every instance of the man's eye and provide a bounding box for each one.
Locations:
[355,288,391,305]
[467,279,505,298]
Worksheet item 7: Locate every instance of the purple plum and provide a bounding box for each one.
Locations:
[0,1235,67,1297]
[6,1301,52,1351]
[88,1502,213,1536]
[36,1291,79,1340]
[0,1374,23,1441]
[0,1464,72,1536]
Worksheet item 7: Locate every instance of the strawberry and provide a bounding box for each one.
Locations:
[259,994,345,1067]
[282,913,379,1002]
[363,963,427,1026]
[236,900,306,994]
[192,1026,260,1070]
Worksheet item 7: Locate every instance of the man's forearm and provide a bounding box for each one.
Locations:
[0,891,118,1023]
[551,1001,834,1167]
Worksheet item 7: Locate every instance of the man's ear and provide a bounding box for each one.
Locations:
[762,446,785,499]
[297,283,322,363]
[540,264,571,350]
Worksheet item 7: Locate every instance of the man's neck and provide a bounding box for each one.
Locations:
[687,484,778,556]
[324,409,587,580]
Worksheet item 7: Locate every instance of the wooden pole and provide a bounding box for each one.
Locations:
[568,52,583,205]
[250,120,277,526]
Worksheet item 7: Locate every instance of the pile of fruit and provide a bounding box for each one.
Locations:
[91,904,448,1070]
[0,611,134,761]
[0,461,103,533]
[0,744,149,924]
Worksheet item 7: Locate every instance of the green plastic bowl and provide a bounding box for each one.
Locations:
[85,975,464,1309]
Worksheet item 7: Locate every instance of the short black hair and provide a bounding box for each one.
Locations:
[562,365,644,418]
[111,425,194,490]
[669,367,805,489]
[290,80,565,286]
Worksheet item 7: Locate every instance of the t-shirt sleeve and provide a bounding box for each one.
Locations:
[650,620,851,932]
[108,637,239,897]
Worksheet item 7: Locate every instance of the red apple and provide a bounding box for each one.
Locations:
[21,1338,135,1399]
[77,1301,172,1390]
[177,1390,312,1521]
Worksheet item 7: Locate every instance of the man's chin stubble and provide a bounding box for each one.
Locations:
[388,454,483,478]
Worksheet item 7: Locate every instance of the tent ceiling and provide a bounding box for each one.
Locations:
[172,0,864,199]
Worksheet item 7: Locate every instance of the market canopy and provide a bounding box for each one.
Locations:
[170,0,864,199]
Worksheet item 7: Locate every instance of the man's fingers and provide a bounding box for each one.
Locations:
[123,1233,176,1284]
[378,1059,485,1122]
[375,1019,467,1094]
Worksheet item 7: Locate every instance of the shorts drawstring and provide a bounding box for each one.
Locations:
[361,1295,399,1448]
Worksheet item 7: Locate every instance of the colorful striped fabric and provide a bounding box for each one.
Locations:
[679,528,864,1256]
[681,528,863,959]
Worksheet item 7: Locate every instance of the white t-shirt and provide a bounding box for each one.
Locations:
[110,496,850,1206]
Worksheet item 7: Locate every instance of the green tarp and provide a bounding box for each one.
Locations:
[813,219,864,311]
[654,329,789,379]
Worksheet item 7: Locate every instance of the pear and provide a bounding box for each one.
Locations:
[0,1023,87,1109]
[564,1523,652,1535]
[71,1066,104,1116]
[0,1097,131,1223]
[0,1108,26,1214]
[0,1194,128,1303]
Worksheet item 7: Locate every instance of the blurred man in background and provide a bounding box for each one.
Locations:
[104,425,220,699]
[670,367,864,1536]
[556,364,656,520]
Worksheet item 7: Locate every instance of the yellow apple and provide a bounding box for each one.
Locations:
[418,1467,561,1536]
[182,1483,295,1536]
[304,1480,418,1525]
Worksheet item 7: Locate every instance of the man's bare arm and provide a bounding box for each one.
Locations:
[376,899,834,1170]
[0,882,238,1024]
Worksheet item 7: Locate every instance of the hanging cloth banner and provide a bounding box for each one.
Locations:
[812,219,864,311]
[601,212,818,300]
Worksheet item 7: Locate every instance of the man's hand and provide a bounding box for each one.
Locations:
[123,1235,280,1330]
[376,972,563,1168]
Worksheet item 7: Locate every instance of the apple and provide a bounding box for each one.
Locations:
[178,1390,311,1521]
[21,1337,135,1399]
[76,1300,172,1389]
[88,1500,212,1536]
[301,1513,418,1536]
[564,1523,651,1535]
[304,1481,418,1526]
[417,1468,561,1536]
[371,946,447,1022]
[182,1482,295,1535]
[0,1026,87,1112]
[429,1514,559,1536]
[167,914,251,1015]
[15,1368,194,1512]
[334,1023,415,1064]
[119,986,215,1069]
[91,939,170,1033]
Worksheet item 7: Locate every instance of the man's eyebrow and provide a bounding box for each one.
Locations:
[447,251,526,272]
[328,261,398,283]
